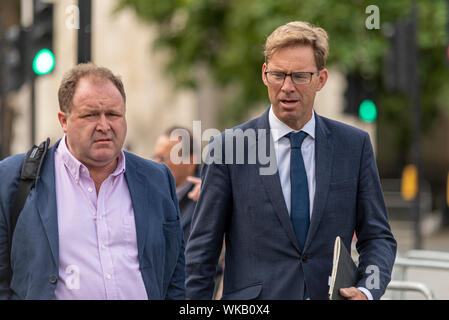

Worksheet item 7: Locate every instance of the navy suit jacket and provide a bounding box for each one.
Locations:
[0,141,185,299]
[185,108,397,300]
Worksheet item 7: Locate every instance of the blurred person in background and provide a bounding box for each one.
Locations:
[154,126,226,299]
[185,21,396,300]
[153,126,201,242]
[0,63,185,300]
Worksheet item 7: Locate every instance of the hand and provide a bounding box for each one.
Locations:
[186,176,202,201]
[339,287,368,300]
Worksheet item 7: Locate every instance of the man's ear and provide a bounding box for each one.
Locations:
[262,63,268,86]
[58,111,68,133]
[316,68,328,91]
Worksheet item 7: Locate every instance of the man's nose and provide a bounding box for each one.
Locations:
[281,74,296,92]
[96,114,111,132]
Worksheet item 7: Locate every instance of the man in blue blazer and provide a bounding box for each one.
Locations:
[185,21,396,300]
[0,64,185,299]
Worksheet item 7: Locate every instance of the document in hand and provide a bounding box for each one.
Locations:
[328,236,358,300]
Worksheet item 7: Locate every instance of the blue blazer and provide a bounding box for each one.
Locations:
[0,141,185,299]
[185,108,397,300]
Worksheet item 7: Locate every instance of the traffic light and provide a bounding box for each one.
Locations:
[33,48,55,75]
[358,99,377,123]
[401,164,418,201]
[31,0,55,76]
[4,25,26,92]
[384,19,415,92]
[343,73,378,123]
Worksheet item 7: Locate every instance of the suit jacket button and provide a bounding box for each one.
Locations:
[49,275,58,284]
[302,254,308,262]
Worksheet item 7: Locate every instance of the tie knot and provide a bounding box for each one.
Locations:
[287,131,308,149]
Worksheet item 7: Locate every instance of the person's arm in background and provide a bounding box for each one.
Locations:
[186,176,202,201]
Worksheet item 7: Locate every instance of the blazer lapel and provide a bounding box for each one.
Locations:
[255,109,301,254]
[304,114,333,251]
[36,142,59,267]
[124,155,150,262]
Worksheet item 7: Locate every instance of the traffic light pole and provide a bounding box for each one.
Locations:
[26,22,36,147]
[30,74,36,146]
[410,3,422,249]
[78,0,92,63]
[0,17,5,159]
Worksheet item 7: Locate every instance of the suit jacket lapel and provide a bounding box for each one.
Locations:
[304,114,333,251]
[124,154,149,262]
[255,108,301,254]
[36,142,59,267]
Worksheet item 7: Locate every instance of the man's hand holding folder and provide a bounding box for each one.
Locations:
[329,236,369,300]
[339,287,368,300]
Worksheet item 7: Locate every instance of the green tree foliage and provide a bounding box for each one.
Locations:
[116,0,449,149]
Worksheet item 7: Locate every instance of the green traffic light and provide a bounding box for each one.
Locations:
[32,48,55,75]
[359,99,377,123]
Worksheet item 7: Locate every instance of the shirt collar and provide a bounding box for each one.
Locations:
[56,134,126,182]
[268,106,316,142]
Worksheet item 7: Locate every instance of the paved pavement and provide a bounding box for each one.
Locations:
[385,215,449,300]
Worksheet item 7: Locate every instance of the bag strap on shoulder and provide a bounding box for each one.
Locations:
[10,138,50,234]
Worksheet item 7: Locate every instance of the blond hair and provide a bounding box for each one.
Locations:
[264,21,329,70]
[58,63,126,113]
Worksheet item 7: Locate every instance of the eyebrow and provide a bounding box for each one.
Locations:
[80,104,123,112]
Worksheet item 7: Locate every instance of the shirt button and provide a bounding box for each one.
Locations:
[88,187,93,193]
[99,215,103,220]
[49,275,58,284]
[81,168,86,173]
[106,274,112,280]
[101,245,106,249]
[302,254,308,262]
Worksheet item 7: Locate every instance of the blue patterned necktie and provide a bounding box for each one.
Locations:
[286,131,310,252]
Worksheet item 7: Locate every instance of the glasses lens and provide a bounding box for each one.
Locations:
[292,73,311,84]
[267,72,285,84]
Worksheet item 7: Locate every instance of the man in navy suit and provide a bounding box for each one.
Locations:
[185,21,396,300]
[0,63,185,299]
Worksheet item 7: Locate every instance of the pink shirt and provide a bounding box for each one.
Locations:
[53,137,148,299]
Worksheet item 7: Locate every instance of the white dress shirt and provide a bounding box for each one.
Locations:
[268,106,316,218]
[268,106,373,300]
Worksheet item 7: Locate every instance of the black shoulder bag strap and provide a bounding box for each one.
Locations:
[10,138,50,234]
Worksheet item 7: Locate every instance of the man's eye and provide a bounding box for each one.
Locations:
[293,73,308,80]
[272,72,285,79]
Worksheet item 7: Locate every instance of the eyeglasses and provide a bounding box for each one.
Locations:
[264,70,320,85]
